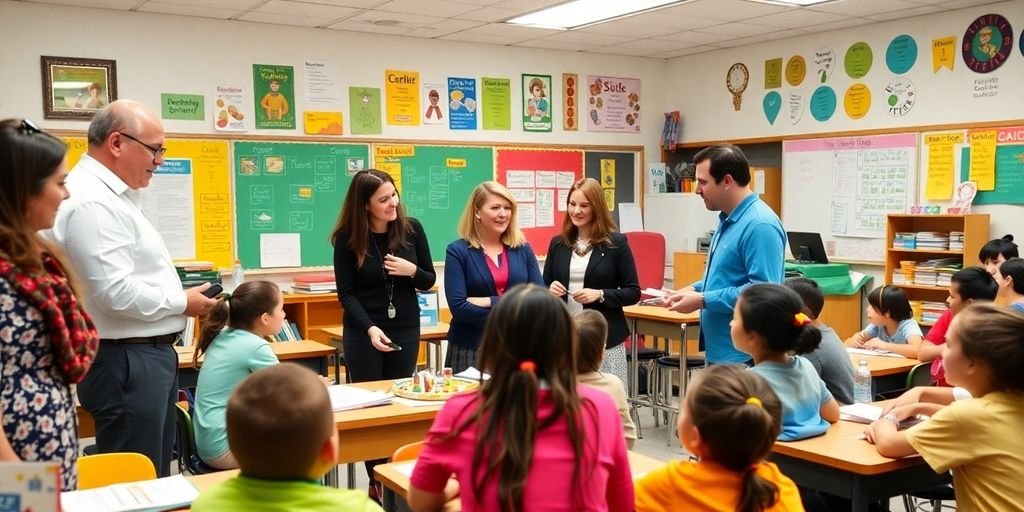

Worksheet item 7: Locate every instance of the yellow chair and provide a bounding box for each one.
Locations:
[391,441,425,462]
[77,452,157,489]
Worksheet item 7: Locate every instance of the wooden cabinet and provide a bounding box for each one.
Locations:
[673,251,708,288]
[884,214,990,326]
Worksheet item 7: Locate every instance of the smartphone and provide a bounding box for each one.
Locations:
[383,341,403,351]
[201,283,224,298]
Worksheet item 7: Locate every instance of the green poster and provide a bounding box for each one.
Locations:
[764,58,782,89]
[252,64,295,129]
[349,87,382,135]
[522,74,552,132]
[481,77,510,130]
[160,93,204,120]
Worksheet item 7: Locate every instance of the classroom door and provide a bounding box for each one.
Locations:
[750,167,781,218]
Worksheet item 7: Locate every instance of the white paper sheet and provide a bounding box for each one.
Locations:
[506,170,535,188]
[556,172,576,188]
[536,189,555,227]
[618,203,643,232]
[557,189,570,211]
[260,233,301,268]
[518,203,536,228]
[536,171,556,188]
[510,188,536,202]
[62,475,198,512]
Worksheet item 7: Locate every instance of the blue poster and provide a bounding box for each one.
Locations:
[885,34,918,74]
[809,86,836,122]
[448,77,477,130]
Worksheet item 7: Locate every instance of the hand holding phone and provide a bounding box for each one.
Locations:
[383,341,403,351]
[201,283,224,298]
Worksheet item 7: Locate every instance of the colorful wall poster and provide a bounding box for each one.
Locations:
[349,87,382,135]
[764,58,782,89]
[886,34,918,74]
[303,59,341,106]
[968,130,997,190]
[932,36,957,72]
[924,132,964,200]
[787,90,804,125]
[885,78,915,117]
[785,55,806,86]
[563,73,578,131]
[522,74,552,132]
[482,77,510,130]
[843,83,871,120]
[586,75,641,133]
[161,93,204,121]
[213,85,247,131]
[303,111,343,135]
[62,136,88,168]
[844,42,873,79]
[809,86,836,122]
[422,81,447,125]
[813,48,836,83]
[763,91,781,125]
[447,77,477,130]
[962,14,1013,73]
[252,64,295,129]
[385,69,420,126]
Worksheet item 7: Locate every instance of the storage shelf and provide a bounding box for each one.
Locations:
[896,283,950,292]
[888,248,963,255]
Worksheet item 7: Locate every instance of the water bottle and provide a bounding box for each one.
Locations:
[231,259,245,290]
[853,359,872,404]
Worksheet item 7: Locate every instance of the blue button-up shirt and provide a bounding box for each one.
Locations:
[692,193,785,363]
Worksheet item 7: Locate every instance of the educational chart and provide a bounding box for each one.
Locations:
[373,145,492,260]
[233,141,368,268]
[495,149,584,256]
[583,151,636,226]
[957,126,1024,205]
[783,133,918,262]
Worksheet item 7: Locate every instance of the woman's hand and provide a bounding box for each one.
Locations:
[466,297,491,308]
[368,326,397,352]
[572,288,602,305]
[548,280,567,297]
[384,254,417,277]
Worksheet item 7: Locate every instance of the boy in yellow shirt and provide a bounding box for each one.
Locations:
[260,80,289,120]
[191,364,381,512]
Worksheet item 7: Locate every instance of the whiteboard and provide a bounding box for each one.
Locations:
[782,133,918,262]
[643,193,719,264]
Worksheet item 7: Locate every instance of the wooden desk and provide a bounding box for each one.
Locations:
[771,420,949,512]
[374,451,666,512]
[77,340,336,439]
[322,323,450,370]
[333,380,443,466]
[848,352,920,395]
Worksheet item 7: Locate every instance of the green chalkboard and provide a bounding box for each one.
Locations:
[960,145,1024,205]
[234,141,370,268]
[375,145,493,260]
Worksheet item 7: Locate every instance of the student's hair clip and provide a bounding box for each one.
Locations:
[519,360,536,373]
[745,396,762,407]
[793,312,812,327]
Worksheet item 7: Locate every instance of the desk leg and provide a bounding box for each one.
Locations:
[852,477,869,512]
[347,463,356,488]
[325,465,339,487]
[628,317,642,439]
[382,487,397,512]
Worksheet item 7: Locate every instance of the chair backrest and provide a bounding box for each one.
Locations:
[77,453,156,489]
[391,441,425,462]
[174,402,201,475]
[906,362,935,389]
[624,231,666,290]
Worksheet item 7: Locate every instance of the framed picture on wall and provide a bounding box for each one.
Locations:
[40,55,118,120]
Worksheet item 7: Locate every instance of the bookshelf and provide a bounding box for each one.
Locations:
[885,214,990,322]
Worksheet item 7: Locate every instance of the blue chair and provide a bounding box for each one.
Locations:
[174,402,215,475]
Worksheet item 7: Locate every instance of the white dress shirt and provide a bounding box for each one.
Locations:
[46,154,187,339]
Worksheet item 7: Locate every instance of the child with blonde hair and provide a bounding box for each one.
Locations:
[574,309,637,448]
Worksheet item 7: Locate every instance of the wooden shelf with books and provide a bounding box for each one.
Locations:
[887,248,963,255]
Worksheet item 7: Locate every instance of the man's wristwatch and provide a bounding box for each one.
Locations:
[598,290,605,303]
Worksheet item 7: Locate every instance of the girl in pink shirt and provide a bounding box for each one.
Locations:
[409,284,633,512]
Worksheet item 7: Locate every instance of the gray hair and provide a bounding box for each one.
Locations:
[87,103,139,146]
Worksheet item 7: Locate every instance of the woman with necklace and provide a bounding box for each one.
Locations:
[444,181,544,374]
[544,178,640,388]
[331,169,435,502]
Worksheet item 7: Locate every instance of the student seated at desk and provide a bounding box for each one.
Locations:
[191,364,382,512]
[574,310,637,449]
[978,234,1017,276]
[917,267,997,387]
[194,281,282,470]
[865,303,1024,512]
[785,277,856,405]
[409,284,633,512]
[995,258,1024,313]
[844,285,923,358]
[732,284,839,441]
[635,365,802,512]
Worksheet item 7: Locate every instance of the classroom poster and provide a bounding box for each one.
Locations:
[303,111,343,135]
[932,36,957,72]
[785,55,806,86]
[495,149,583,255]
[349,87,382,135]
[303,59,342,106]
[562,73,578,131]
[140,159,196,258]
[813,48,835,83]
[213,85,247,131]
[843,83,870,119]
[481,77,510,130]
[924,132,963,200]
[844,42,873,79]
[586,75,641,133]
[522,74,552,132]
[252,64,295,129]
[969,130,997,190]
[63,136,88,168]
[764,58,782,89]
[161,93,204,121]
[962,14,1012,73]
[447,77,477,130]
[422,81,446,125]
[885,34,918,74]
[385,69,420,126]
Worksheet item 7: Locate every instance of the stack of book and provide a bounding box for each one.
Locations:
[272,321,302,342]
[949,231,965,251]
[912,258,961,287]
[175,260,221,288]
[893,232,917,249]
[891,268,909,285]
[919,301,948,325]
[292,273,336,294]
[914,232,950,250]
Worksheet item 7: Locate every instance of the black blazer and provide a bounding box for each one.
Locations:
[543,232,641,349]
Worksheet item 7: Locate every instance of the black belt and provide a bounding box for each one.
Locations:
[99,333,178,345]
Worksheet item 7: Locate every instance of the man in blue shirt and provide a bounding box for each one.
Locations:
[665,144,785,364]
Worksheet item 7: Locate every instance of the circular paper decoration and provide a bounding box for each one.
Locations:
[884,78,916,117]
[885,34,918,74]
[809,86,836,122]
[785,56,806,86]
[844,83,871,120]
[844,42,873,79]
[962,13,1013,73]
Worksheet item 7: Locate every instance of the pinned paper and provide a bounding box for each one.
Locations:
[844,42,873,79]
[809,86,836,122]
[785,55,806,86]
[764,58,783,89]
[763,91,781,125]
[924,132,964,200]
[932,36,957,72]
[787,90,804,125]
[813,47,836,83]
[843,83,871,120]
[885,34,918,74]
[968,130,997,190]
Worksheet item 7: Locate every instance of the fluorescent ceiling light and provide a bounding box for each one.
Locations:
[744,0,838,6]
[505,0,684,30]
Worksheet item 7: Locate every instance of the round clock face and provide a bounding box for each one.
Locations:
[727,63,749,92]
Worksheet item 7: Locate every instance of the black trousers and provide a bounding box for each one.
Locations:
[77,342,178,477]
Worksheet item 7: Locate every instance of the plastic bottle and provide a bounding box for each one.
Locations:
[853,359,873,404]
[231,259,244,290]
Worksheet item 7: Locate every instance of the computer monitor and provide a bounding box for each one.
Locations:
[786,231,829,264]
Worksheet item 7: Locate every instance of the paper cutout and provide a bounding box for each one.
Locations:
[844,42,873,79]
[885,34,918,74]
[787,90,804,125]
[932,36,957,72]
[843,83,871,120]
[813,47,836,83]
[809,86,836,122]
[763,91,782,125]
[764,58,783,89]
[785,55,806,86]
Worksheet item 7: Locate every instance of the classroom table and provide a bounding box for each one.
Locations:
[771,418,949,512]
[374,450,666,512]
[76,340,337,439]
[848,351,920,395]
[322,322,450,371]
[622,305,701,436]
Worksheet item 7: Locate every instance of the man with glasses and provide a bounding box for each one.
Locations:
[46,100,217,476]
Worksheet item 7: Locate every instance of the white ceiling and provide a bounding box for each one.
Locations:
[19,0,1005,59]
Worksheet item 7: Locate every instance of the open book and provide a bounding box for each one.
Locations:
[839,403,925,429]
[327,385,393,412]
[847,347,907,359]
[638,288,667,306]
[61,474,198,512]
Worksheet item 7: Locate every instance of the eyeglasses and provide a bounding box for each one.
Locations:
[19,118,43,134]
[118,132,167,158]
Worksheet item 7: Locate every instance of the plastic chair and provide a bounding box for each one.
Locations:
[391,441,425,462]
[906,362,935,389]
[901,362,953,511]
[77,453,156,489]
[623,231,666,290]
[174,402,215,475]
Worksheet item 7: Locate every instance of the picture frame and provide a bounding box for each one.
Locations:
[41,55,118,120]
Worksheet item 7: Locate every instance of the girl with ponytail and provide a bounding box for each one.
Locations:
[409,284,633,512]
[732,283,840,441]
[193,280,284,469]
[636,365,802,511]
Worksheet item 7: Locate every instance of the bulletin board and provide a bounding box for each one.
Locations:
[584,151,636,226]
[954,126,1024,205]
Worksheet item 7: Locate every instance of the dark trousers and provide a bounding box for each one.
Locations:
[77,342,178,477]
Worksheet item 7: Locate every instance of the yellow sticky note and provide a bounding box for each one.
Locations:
[303,111,343,135]
[969,130,997,191]
[600,159,615,188]
[932,36,956,73]
[603,188,615,211]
